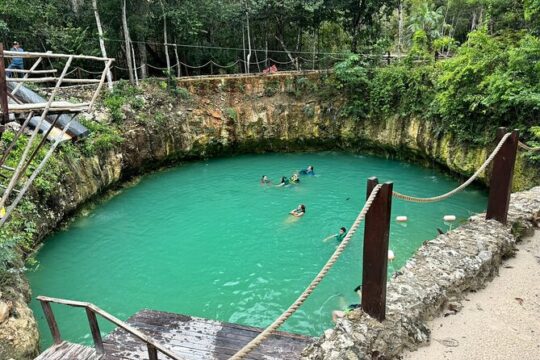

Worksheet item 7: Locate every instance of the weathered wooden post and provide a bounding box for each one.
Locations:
[86,308,104,354]
[0,43,10,127]
[486,127,519,224]
[361,177,393,321]
[39,299,62,345]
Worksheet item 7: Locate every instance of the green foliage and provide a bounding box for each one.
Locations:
[103,81,144,123]
[79,118,125,155]
[333,54,371,117]
[225,107,238,121]
[263,80,280,97]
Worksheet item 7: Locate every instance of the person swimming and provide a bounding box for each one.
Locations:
[260,175,272,185]
[289,204,306,217]
[332,285,362,323]
[323,227,347,243]
[299,165,315,176]
[289,173,300,184]
[276,176,289,187]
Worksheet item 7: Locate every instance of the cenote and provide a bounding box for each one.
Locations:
[28,152,487,348]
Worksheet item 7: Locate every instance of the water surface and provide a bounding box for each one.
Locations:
[28,152,487,347]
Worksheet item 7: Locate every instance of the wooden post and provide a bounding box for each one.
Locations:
[147,343,159,360]
[0,43,9,126]
[40,300,62,344]
[361,177,393,321]
[486,127,519,224]
[86,308,104,354]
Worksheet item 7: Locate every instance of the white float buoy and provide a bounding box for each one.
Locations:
[443,215,456,222]
[396,216,408,222]
[388,249,395,261]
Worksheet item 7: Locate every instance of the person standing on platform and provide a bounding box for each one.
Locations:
[7,41,24,77]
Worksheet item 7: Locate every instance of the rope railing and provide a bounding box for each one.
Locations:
[518,141,540,152]
[229,184,383,360]
[392,132,512,203]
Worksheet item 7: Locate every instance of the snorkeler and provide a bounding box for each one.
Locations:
[276,176,289,187]
[299,165,315,176]
[289,204,306,217]
[260,175,272,185]
[323,227,347,243]
[332,285,362,323]
[289,173,300,184]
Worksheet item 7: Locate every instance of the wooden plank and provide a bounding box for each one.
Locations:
[3,50,114,61]
[86,308,105,354]
[103,309,313,360]
[361,177,393,321]
[8,102,90,113]
[5,68,57,74]
[35,341,102,360]
[486,128,519,225]
[7,77,101,83]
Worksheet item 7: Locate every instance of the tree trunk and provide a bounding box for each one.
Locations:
[275,35,299,71]
[246,12,252,74]
[130,40,139,86]
[122,0,135,84]
[397,0,403,56]
[173,42,181,77]
[138,41,147,79]
[160,1,171,75]
[92,0,113,89]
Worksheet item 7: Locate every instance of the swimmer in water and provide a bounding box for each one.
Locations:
[299,165,315,176]
[323,227,347,243]
[332,285,362,323]
[289,173,300,184]
[289,204,306,217]
[260,175,272,185]
[276,176,289,187]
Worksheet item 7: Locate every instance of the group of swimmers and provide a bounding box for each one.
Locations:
[260,166,315,187]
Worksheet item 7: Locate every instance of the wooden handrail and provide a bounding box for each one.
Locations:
[37,296,185,360]
[3,50,114,62]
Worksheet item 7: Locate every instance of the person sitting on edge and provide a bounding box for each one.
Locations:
[289,204,306,217]
[323,227,347,243]
[332,285,362,323]
[7,41,24,78]
[289,173,300,184]
[299,165,315,176]
[260,175,272,185]
[276,176,289,187]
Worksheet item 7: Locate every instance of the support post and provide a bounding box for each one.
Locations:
[486,127,519,224]
[40,300,62,344]
[86,308,104,354]
[361,177,393,321]
[147,343,159,360]
[0,43,9,126]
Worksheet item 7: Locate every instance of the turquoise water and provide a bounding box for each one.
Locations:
[28,152,487,347]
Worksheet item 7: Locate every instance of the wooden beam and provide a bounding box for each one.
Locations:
[86,308,104,354]
[147,343,159,360]
[7,77,101,84]
[486,128,519,224]
[4,68,57,74]
[3,50,114,62]
[40,300,62,345]
[0,43,9,125]
[361,177,393,321]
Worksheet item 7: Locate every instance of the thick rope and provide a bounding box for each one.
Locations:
[392,132,512,203]
[518,141,540,152]
[229,184,383,360]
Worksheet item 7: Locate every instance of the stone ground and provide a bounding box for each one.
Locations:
[402,229,540,360]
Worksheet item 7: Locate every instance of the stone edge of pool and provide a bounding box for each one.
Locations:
[302,186,540,360]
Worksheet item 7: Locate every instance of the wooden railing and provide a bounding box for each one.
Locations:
[36,296,184,360]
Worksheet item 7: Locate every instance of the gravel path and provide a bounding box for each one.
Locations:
[402,230,540,360]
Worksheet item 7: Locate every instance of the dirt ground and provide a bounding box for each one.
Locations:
[402,229,540,360]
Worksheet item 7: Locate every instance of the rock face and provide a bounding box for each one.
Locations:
[301,187,540,359]
[2,73,539,359]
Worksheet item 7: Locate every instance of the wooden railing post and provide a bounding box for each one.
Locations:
[486,127,519,225]
[86,308,104,354]
[0,43,10,127]
[147,343,159,360]
[39,300,62,344]
[361,177,393,321]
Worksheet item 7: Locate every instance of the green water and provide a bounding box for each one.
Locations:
[28,152,487,347]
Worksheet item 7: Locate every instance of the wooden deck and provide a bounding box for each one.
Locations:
[35,341,102,360]
[102,309,314,360]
